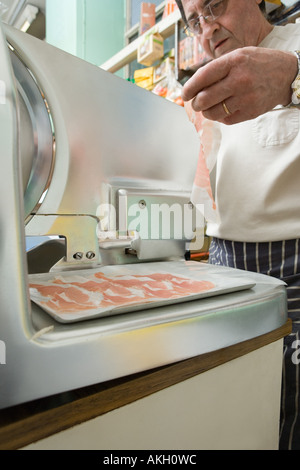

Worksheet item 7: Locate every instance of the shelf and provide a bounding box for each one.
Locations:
[100,3,300,76]
[100,8,182,74]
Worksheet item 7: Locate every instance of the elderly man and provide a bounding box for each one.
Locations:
[175,0,300,450]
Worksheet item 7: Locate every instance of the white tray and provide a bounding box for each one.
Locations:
[28,261,255,323]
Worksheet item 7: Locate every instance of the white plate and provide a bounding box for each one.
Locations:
[28,261,255,323]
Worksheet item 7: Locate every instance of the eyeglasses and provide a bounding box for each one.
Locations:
[185,0,228,35]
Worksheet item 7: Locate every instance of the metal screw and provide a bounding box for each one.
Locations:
[139,200,147,209]
[73,252,83,260]
[86,251,96,260]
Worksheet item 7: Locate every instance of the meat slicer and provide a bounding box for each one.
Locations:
[0,19,287,409]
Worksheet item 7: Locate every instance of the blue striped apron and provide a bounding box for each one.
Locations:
[209,237,300,450]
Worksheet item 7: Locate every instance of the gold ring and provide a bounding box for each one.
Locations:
[222,100,231,116]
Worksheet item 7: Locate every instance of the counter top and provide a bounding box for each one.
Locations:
[0,319,291,450]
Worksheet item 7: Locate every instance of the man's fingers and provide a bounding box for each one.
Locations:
[189,75,233,113]
[181,55,231,102]
[196,99,235,122]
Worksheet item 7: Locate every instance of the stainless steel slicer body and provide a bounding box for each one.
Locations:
[0,21,287,410]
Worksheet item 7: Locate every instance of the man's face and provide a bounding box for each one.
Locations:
[181,0,267,59]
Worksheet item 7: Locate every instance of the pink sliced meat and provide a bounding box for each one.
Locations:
[184,102,220,223]
[29,271,215,315]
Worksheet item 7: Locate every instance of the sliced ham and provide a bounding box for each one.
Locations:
[29,270,215,315]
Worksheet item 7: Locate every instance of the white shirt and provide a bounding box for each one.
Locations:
[206,24,300,242]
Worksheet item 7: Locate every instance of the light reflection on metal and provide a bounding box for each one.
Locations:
[8,42,55,224]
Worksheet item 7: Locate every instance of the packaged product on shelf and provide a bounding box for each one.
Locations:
[193,36,207,65]
[179,36,207,70]
[153,57,175,83]
[152,70,184,107]
[162,0,178,18]
[134,66,154,90]
[179,36,194,70]
[152,80,168,98]
[137,31,164,66]
[139,3,156,36]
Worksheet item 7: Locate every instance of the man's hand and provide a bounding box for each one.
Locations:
[181,47,298,125]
